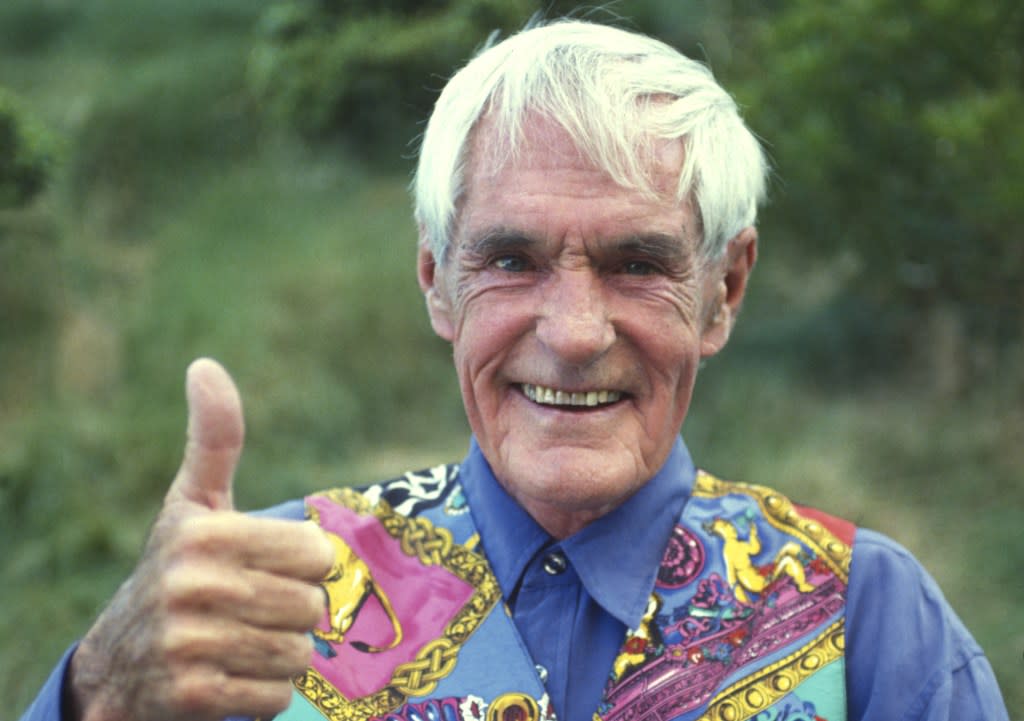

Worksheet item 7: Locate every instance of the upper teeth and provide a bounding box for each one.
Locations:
[522,384,622,407]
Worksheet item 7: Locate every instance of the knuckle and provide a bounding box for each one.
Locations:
[173,514,223,557]
[164,564,222,611]
[169,670,222,716]
[162,561,250,613]
[160,623,218,667]
[289,632,315,670]
[160,564,199,608]
[158,626,191,663]
[270,630,312,668]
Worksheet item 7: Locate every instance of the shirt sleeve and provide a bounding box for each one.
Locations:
[845,528,1009,721]
[18,645,76,721]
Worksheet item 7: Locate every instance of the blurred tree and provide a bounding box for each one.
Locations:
[728,0,1024,358]
[247,0,545,154]
[245,1,730,153]
[0,87,60,346]
[0,87,57,209]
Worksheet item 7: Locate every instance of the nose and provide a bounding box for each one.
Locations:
[536,268,615,367]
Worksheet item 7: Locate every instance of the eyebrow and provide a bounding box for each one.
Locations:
[462,228,692,264]
[613,233,691,265]
[463,228,540,258]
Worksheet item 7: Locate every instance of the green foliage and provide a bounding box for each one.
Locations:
[64,45,260,234]
[247,0,541,151]
[1,0,1021,714]
[0,87,58,209]
[0,88,61,386]
[0,2,82,55]
[728,0,1024,349]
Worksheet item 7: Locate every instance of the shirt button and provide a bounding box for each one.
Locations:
[542,550,568,575]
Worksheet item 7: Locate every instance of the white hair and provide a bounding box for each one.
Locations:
[413,19,768,261]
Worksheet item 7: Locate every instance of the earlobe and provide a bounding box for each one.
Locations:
[417,244,455,342]
[699,227,758,359]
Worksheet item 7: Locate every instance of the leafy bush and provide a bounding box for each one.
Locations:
[0,2,81,55]
[729,0,1024,352]
[247,0,541,152]
[0,87,58,209]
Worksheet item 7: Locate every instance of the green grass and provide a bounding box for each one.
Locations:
[2,0,1021,715]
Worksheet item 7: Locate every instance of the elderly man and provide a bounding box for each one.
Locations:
[21,19,1007,721]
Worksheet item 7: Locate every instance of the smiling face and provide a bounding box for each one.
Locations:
[419,114,756,538]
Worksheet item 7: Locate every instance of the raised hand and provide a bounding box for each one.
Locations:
[68,358,334,721]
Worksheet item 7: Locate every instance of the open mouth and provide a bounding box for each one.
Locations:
[521,383,623,408]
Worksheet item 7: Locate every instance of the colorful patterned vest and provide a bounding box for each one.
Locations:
[274,464,854,721]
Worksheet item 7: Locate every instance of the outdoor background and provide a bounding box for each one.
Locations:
[2,0,1021,715]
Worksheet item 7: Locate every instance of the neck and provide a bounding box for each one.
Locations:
[519,499,618,540]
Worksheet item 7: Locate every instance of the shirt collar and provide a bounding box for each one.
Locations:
[459,437,695,630]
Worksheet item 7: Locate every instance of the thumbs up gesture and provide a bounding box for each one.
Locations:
[68,359,335,721]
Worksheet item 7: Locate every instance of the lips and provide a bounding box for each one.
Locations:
[521,383,623,407]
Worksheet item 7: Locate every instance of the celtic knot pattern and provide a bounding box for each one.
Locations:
[399,516,454,566]
[295,668,403,721]
[391,638,461,696]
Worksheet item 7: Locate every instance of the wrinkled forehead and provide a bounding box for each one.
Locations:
[451,110,700,255]
[464,108,687,201]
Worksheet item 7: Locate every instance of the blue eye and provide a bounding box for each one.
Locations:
[493,255,530,272]
[623,260,659,276]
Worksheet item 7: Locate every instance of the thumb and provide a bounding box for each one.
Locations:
[167,357,245,511]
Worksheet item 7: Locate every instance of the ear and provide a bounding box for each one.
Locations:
[417,240,455,342]
[700,227,758,358]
